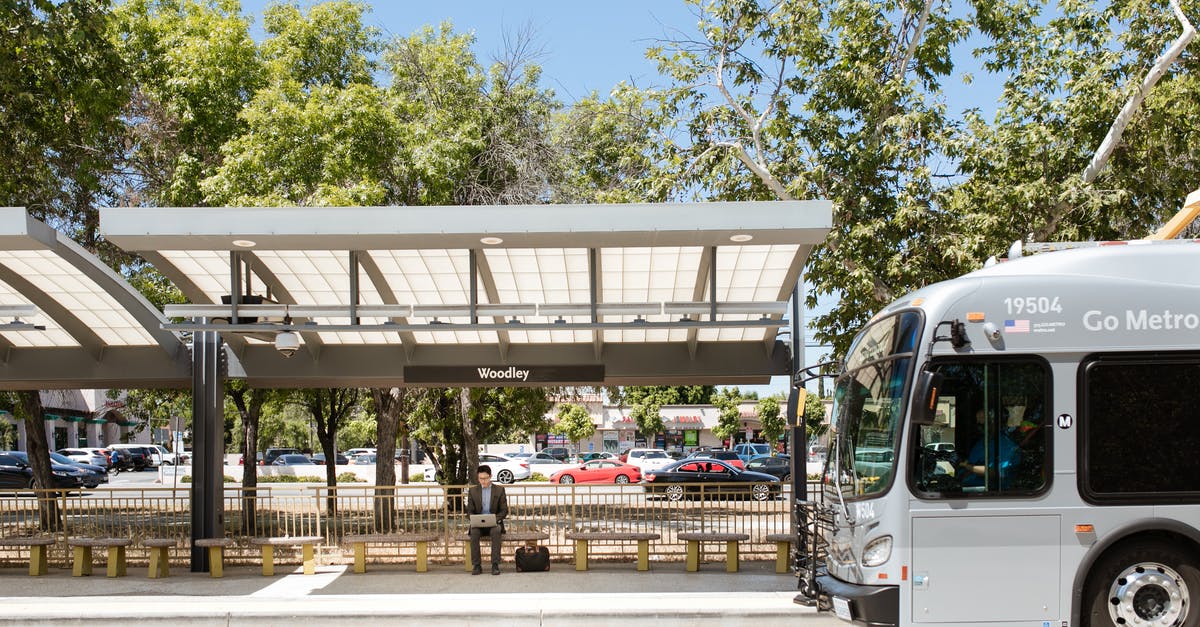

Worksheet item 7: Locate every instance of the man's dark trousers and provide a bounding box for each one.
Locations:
[469,526,502,570]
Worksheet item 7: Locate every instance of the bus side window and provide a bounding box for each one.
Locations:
[912,359,1050,497]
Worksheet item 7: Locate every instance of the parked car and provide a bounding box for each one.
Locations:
[345,448,376,458]
[238,452,264,465]
[523,452,561,465]
[744,454,792,481]
[272,454,315,466]
[109,444,154,469]
[732,443,772,463]
[107,447,148,471]
[687,449,745,470]
[262,448,302,465]
[349,454,376,465]
[578,452,618,463]
[312,452,348,465]
[642,458,780,501]
[476,454,531,484]
[0,451,87,489]
[807,444,828,463]
[57,448,109,468]
[148,444,187,465]
[540,447,572,462]
[550,460,642,485]
[623,448,674,471]
[45,452,108,488]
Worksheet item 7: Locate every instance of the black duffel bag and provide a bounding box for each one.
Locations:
[515,543,550,572]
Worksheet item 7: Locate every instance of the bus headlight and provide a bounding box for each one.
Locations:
[862,536,892,567]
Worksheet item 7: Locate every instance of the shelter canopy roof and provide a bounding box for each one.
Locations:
[4,201,831,388]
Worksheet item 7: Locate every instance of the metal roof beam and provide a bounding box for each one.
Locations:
[686,246,715,360]
[240,250,324,361]
[590,248,602,360]
[0,264,105,360]
[355,251,416,360]
[472,249,510,362]
[139,250,249,360]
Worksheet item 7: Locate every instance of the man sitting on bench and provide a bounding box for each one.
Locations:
[467,464,508,576]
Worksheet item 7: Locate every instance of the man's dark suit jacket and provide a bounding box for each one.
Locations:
[466,484,509,531]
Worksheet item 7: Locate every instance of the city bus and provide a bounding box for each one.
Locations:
[799,241,1200,627]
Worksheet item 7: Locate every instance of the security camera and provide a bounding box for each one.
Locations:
[275,330,300,358]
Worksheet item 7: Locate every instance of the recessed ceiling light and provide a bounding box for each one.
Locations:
[232,239,257,248]
[480,236,504,245]
[729,234,754,242]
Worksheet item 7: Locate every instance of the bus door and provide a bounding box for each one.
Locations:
[908,358,1058,623]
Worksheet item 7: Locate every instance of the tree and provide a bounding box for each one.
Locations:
[804,394,830,441]
[296,388,361,515]
[613,386,715,441]
[757,396,785,451]
[0,392,59,530]
[226,382,276,534]
[711,387,744,446]
[552,403,596,452]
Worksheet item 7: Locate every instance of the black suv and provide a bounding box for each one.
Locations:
[262,448,302,465]
[0,452,85,489]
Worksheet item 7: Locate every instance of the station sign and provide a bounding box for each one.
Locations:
[404,365,605,385]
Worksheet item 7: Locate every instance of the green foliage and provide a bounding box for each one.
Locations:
[338,415,377,450]
[805,394,830,439]
[711,388,745,443]
[613,386,715,437]
[337,471,365,483]
[756,396,785,445]
[258,474,325,483]
[551,403,596,449]
[181,474,235,483]
[528,472,549,482]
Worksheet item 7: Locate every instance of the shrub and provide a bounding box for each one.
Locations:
[528,472,549,482]
[258,475,324,483]
[180,475,235,483]
[337,472,364,483]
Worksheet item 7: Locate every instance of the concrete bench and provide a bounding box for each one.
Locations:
[0,536,56,576]
[250,536,324,576]
[67,537,132,578]
[677,532,750,573]
[143,538,177,579]
[194,537,236,578]
[460,531,550,572]
[564,531,661,572]
[765,533,796,574]
[343,533,441,573]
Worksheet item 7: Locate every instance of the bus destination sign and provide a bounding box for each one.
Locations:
[404,365,605,385]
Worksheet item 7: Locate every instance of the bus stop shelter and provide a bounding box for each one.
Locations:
[0,200,831,570]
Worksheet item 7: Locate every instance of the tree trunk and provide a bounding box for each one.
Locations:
[459,388,480,485]
[18,391,60,531]
[230,387,267,535]
[371,387,403,532]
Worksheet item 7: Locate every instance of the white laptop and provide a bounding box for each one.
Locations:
[469,514,497,528]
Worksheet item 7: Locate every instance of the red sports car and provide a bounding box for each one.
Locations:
[551,460,643,485]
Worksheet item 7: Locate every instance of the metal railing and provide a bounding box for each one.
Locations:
[0,483,800,568]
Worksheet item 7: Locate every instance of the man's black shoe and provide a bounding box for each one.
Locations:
[471,567,482,575]
[492,565,501,575]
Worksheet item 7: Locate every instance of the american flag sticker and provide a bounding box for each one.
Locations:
[1004,319,1030,334]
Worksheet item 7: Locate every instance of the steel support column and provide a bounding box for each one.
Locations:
[190,328,225,572]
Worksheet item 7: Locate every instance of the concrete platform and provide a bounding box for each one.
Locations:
[0,560,843,625]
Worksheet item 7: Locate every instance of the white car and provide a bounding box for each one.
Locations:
[57,448,109,468]
[149,444,189,465]
[345,448,376,458]
[623,448,674,471]
[424,454,531,484]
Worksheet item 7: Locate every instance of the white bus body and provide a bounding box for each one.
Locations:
[807,243,1200,627]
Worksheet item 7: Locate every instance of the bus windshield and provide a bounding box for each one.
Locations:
[829,311,922,499]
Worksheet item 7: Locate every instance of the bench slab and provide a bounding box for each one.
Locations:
[0,536,56,547]
[251,536,323,576]
[194,538,236,548]
[565,532,660,541]
[344,533,441,544]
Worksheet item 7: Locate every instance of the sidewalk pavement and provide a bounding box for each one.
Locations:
[0,559,843,626]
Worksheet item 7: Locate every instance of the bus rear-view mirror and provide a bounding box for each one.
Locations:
[912,370,944,425]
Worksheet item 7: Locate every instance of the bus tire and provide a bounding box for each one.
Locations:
[1083,538,1200,627]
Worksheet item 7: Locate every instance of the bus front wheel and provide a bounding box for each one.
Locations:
[1084,538,1200,627]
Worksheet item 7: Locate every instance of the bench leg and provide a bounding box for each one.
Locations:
[302,543,315,575]
[463,542,472,572]
[725,541,739,573]
[353,542,367,574]
[208,547,224,579]
[107,545,127,578]
[261,545,274,576]
[574,539,588,572]
[636,539,650,572]
[29,545,48,576]
[775,542,790,574]
[148,546,169,579]
[73,546,92,577]
[685,540,700,572]
[415,541,428,573]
